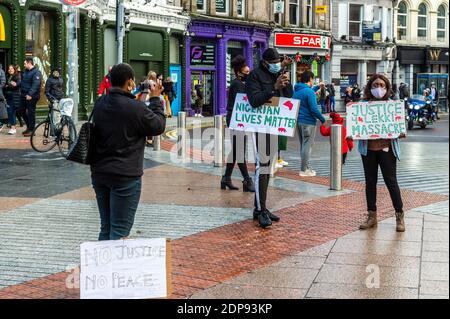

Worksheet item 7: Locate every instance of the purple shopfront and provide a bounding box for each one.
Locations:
[185,20,270,116]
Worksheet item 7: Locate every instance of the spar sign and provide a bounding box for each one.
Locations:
[275,33,331,49]
[346,101,406,140]
[229,94,300,137]
[60,0,86,5]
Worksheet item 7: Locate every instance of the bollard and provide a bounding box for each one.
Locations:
[177,112,187,161]
[214,115,224,167]
[153,135,161,151]
[330,124,343,191]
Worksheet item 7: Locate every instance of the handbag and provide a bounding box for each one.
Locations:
[66,106,96,164]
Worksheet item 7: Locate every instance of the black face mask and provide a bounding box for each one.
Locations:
[239,73,249,82]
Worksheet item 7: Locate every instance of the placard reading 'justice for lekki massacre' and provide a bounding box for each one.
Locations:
[229,93,300,137]
[346,101,407,140]
[80,238,168,299]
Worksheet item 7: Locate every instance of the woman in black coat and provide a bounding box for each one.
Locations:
[4,65,21,134]
[221,55,255,192]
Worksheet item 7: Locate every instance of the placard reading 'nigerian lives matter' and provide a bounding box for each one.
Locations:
[346,101,407,140]
[80,238,169,299]
[229,93,300,137]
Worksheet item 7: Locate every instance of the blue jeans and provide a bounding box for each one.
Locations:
[7,104,16,126]
[92,176,142,241]
[319,99,326,113]
[297,124,317,172]
[329,96,336,112]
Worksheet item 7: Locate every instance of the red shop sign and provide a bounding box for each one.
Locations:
[60,0,86,6]
[275,33,331,50]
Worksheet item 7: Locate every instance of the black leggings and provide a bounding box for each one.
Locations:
[224,132,250,180]
[362,149,404,213]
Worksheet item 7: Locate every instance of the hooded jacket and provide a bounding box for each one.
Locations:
[293,82,326,126]
[45,71,64,102]
[320,112,353,154]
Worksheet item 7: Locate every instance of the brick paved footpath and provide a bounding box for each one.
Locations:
[0,128,448,299]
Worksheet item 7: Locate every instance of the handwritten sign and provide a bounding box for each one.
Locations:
[346,101,406,140]
[80,238,170,299]
[229,93,300,137]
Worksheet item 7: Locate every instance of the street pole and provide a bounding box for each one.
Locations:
[177,111,187,161]
[67,6,79,124]
[330,124,343,191]
[116,0,125,64]
[214,115,224,167]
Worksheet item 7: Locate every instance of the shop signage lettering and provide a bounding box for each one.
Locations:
[80,238,169,299]
[230,94,300,137]
[60,0,86,5]
[190,44,215,66]
[316,5,327,14]
[0,13,5,42]
[275,33,330,49]
[429,50,441,61]
[346,101,406,140]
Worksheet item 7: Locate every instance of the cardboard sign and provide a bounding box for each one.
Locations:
[346,101,406,140]
[229,93,300,137]
[80,238,171,299]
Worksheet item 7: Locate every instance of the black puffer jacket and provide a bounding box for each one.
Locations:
[4,74,21,109]
[45,75,64,102]
[245,61,293,109]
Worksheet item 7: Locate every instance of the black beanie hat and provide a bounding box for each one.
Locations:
[262,48,280,62]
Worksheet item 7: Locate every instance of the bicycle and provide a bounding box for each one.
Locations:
[30,97,77,157]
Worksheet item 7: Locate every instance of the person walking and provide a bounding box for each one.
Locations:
[357,74,406,232]
[317,82,328,114]
[351,83,361,102]
[194,82,204,117]
[326,82,336,112]
[18,57,42,137]
[163,77,176,118]
[293,71,326,177]
[246,48,294,229]
[97,66,112,97]
[45,68,64,105]
[221,55,255,193]
[13,65,24,127]
[90,63,166,240]
[4,65,21,135]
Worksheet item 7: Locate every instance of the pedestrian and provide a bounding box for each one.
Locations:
[3,65,22,135]
[390,84,399,100]
[45,68,64,106]
[18,57,42,137]
[276,136,289,169]
[326,82,336,112]
[344,86,353,105]
[351,84,361,102]
[357,74,406,232]
[293,71,326,177]
[221,55,255,193]
[317,82,328,113]
[0,64,7,131]
[246,48,294,228]
[97,66,112,97]
[320,112,353,164]
[90,63,166,240]
[163,77,176,118]
[13,65,24,127]
[194,82,204,117]
[430,82,440,119]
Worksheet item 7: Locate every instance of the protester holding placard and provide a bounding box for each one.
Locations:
[246,48,294,229]
[294,71,326,177]
[221,55,254,193]
[356,74,406,233]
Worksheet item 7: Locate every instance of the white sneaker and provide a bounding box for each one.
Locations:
[278,160,289,167]
[8,128,16,135]
[199,114,204,118]
[299,170,316,177]
[275,163,284,169]
[0,124,3,132]
[306,169,317,176]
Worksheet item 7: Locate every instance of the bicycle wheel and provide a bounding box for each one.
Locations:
[30,120,57,153]
[57,117,77,157]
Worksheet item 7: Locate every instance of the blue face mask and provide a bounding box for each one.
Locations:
[268,62,282,74]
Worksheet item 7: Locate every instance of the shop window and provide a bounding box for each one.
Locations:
[306,0,312,28]
[25,10,52,105]
[397,2,408,40]
[289,0,300,26]
[349,4,363,38]
[437,5,446,42]
[216,0,229,15]
[417,3,427,40]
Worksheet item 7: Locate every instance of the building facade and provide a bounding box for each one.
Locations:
[331,0,396,110]
[393,0,449,99]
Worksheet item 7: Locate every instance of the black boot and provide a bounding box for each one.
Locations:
[243,178,255,193]
[221,176,239,190]
[253,209,279,222]
[257,210,272,229]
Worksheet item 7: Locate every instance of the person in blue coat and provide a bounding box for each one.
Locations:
[293,71,326,177]
[19,57,42,136]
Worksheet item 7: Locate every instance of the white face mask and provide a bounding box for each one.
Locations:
[371,87,387,99]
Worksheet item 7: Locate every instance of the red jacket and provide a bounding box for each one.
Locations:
[98,74,112,96]
[320,112,354,154]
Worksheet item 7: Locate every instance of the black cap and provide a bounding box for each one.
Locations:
[262,48,281,62]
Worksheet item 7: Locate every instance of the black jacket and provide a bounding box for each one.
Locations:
[90,88,166,179]
[45,76,64,102]
[245,61,294,109]
[163,81,177,102]
[4,74,21,108]
[20,67,42,99]
[227,78,246,126]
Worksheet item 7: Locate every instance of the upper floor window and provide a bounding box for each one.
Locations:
[437,5,447,41]
[397,1,408,40]
[289,0,300,26]
[216,0,229,15]
[237,0,245,17]
[306,0,313,27]
[349,4,363,37]
[197,0,206,12]
[417,3,427,39]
